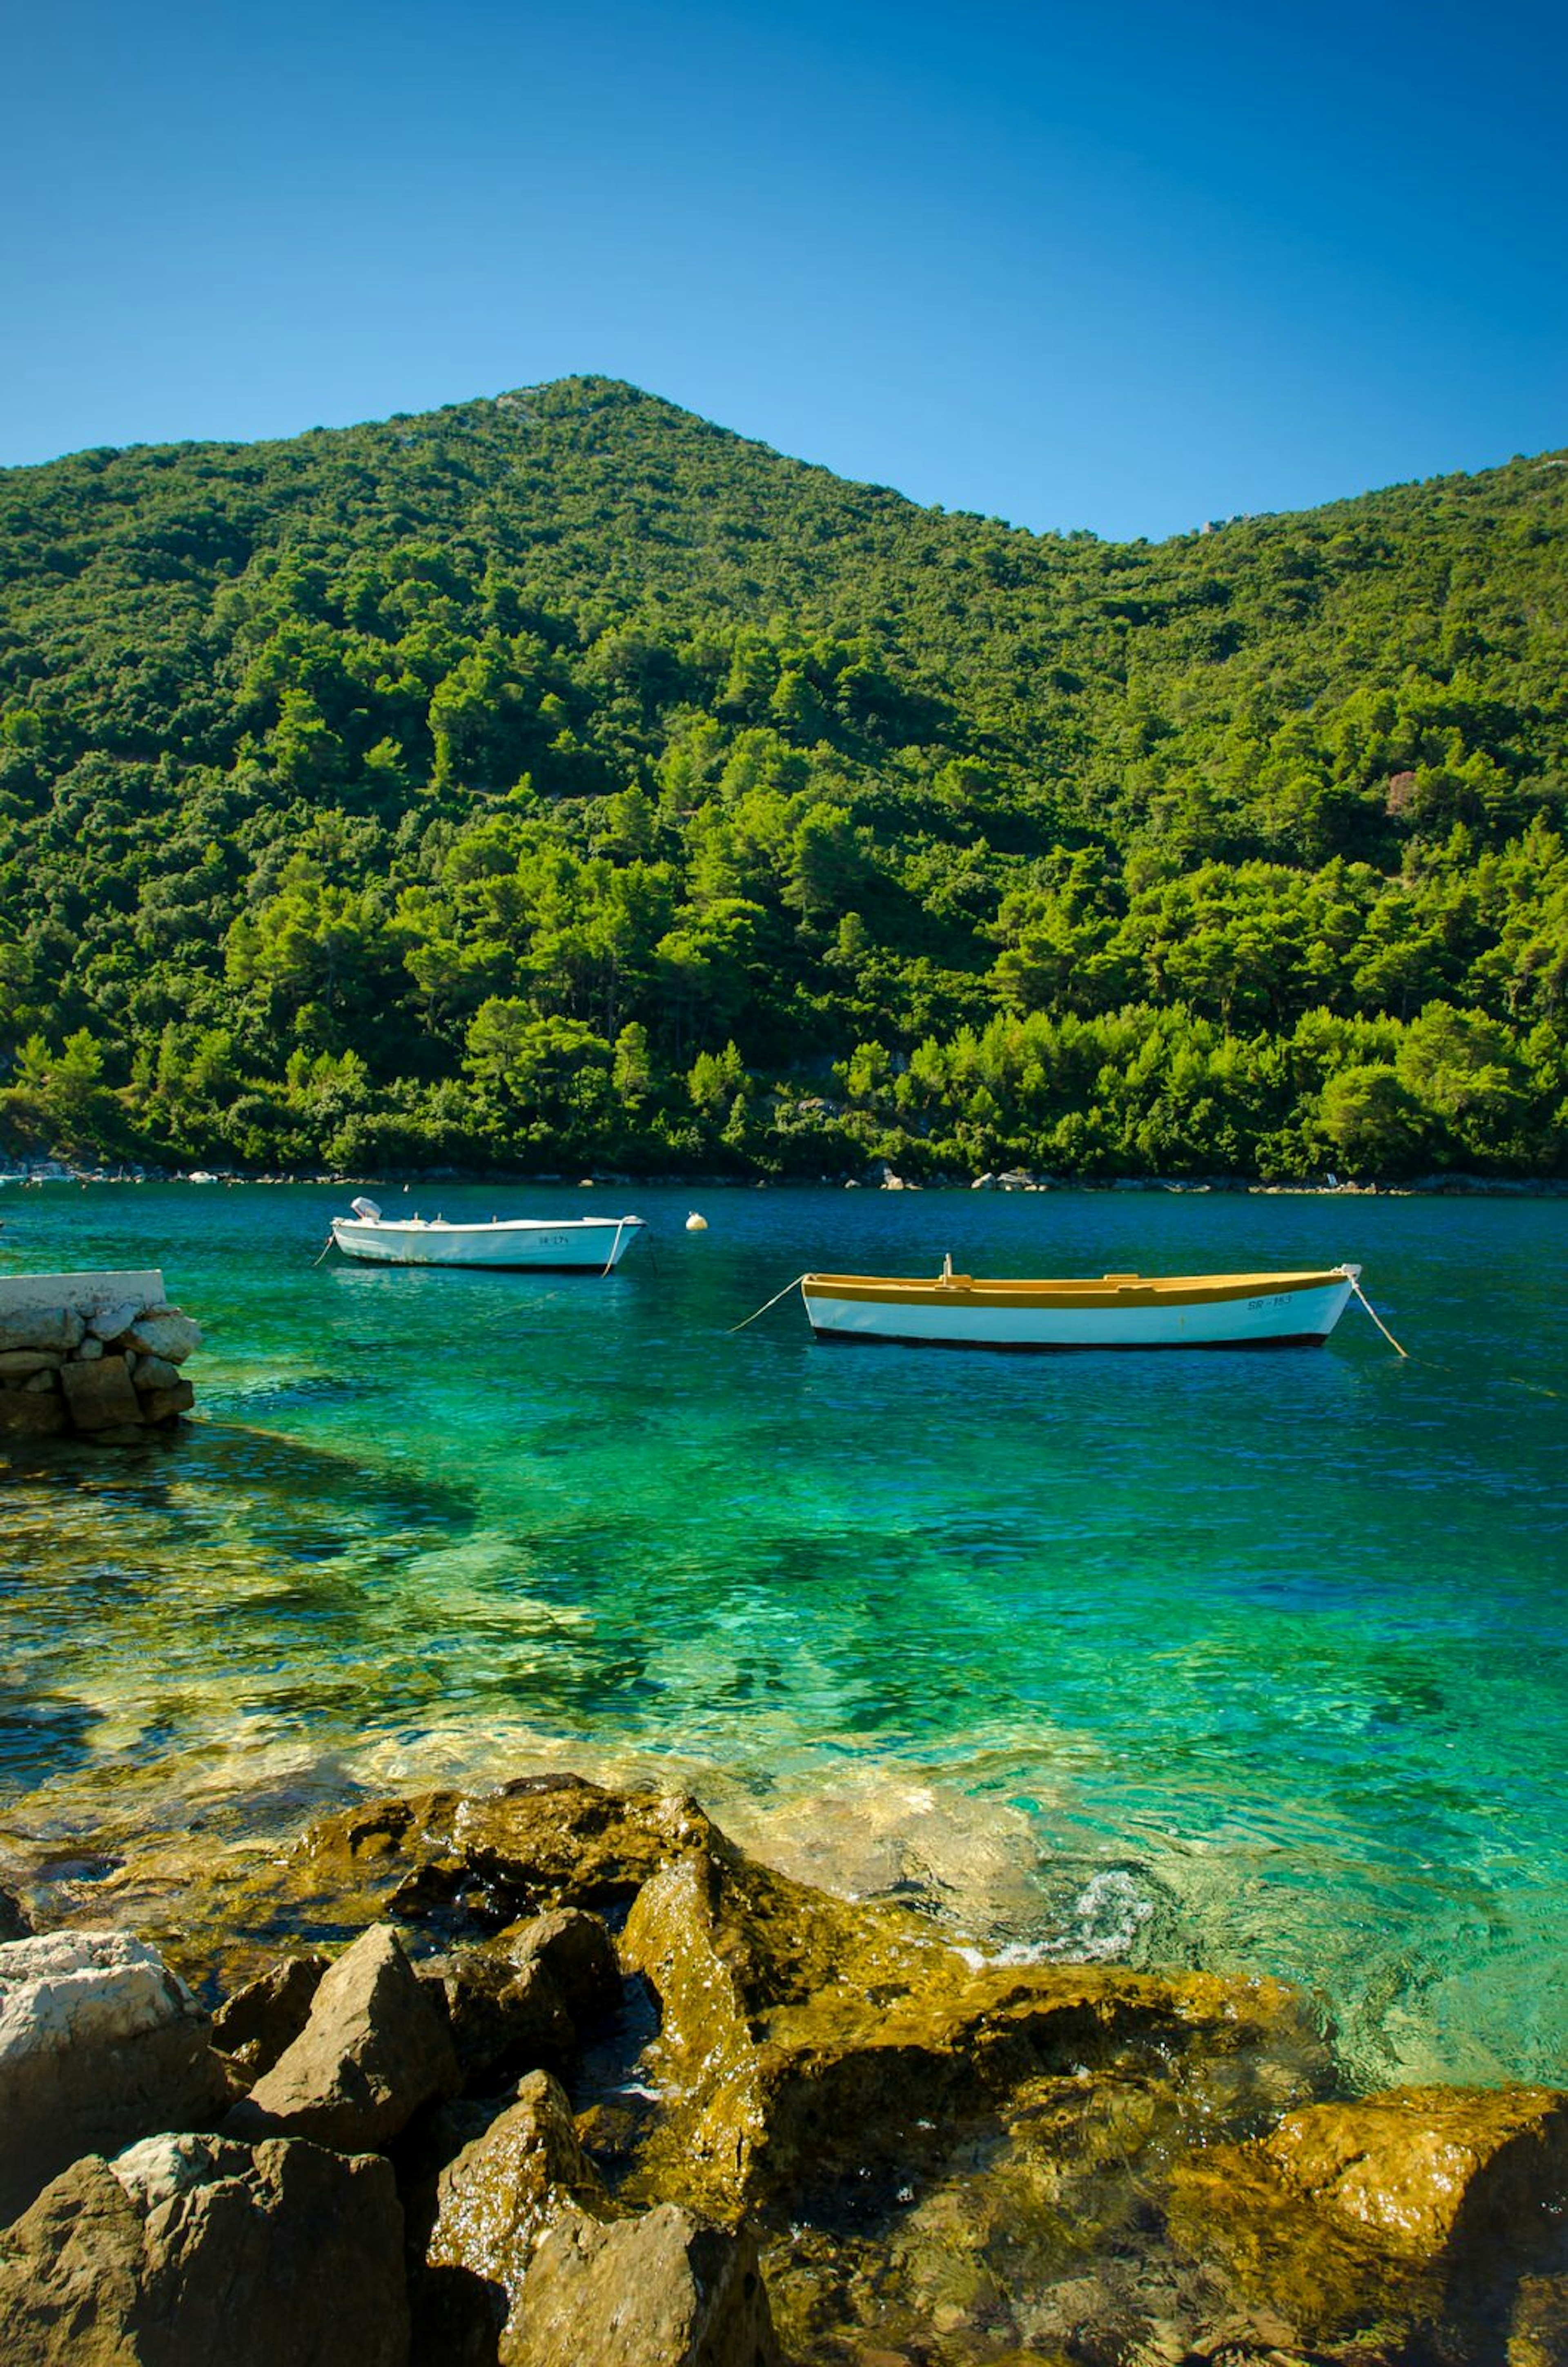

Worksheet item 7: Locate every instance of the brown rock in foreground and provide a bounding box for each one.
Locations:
[616,1833,1327,2225]
[412,2070,610,2367]
[21,1772,1568,2366]
[503,1903,622,2025]
[210,1951,329,2078]
[1259,2083,1568,2263]
[223,1923,457,2152]
[421,1944,575,2094]
[422,1905,623,2092]
[506,2202,780,2367]
[0,1931,227,2224]
[1511,2272,1568,2367]
[0,2134,408,2367]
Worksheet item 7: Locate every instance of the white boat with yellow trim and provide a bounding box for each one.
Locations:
[800,1258,1360,1350]
[330,1198,644,1271]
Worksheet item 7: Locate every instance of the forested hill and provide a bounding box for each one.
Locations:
[0,375,1564,1179]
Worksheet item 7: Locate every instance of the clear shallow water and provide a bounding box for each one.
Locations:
[1,1181,1564,2089]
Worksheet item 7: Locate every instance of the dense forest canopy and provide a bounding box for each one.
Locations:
[0,376,1564,1178]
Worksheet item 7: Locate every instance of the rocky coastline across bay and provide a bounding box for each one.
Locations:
[5,1157,1567,1198]
[2,1774,1564,2367]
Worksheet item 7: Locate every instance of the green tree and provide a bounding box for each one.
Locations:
[1316,1064,1428,1173]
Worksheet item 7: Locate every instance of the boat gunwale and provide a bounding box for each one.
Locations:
[332,1214,645,1235]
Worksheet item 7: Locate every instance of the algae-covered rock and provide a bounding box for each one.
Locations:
[0,2134,408,2366]
[617,1834,1327,2225]
[1257,2083,1568,2264]
[224,1923,457,2153]
[1168,2082,1568,2350]
[23,1776,1566,2366]
[1510,2272,1568,2367]
[294,1775,717,1933]
[506,2201,780,2367]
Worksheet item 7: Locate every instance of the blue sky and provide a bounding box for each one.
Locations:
[2,0,1562,538]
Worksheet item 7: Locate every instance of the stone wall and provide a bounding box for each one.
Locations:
[0,1270,202,1442]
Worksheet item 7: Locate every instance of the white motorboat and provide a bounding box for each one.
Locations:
[800,1258,1360,1349]
[330,1198,645,1271]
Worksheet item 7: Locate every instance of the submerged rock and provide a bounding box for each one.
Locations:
[0,1930,226,2224]
[223,1923,457,2153]
[0,2133,408,2366]
[1257,2082,1568,2264]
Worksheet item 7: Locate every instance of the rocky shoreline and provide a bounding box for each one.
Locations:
[5,1159,1566,1195]
[2,1775,1564,2365]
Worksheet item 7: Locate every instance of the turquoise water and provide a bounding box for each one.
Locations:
[1,1182,1564,2089]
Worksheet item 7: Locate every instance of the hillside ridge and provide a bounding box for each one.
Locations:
[10,371,1562,546]
[0,376,1564,1179]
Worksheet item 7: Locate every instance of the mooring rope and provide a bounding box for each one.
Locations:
[1347,1272,1408,1357]
[600,1217,628,1278]
[1347,1270,1558,1396]
[728,1273,809,1335]
[311,1231,336,1268]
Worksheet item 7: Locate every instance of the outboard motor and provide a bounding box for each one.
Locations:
[350,1197,382,1222]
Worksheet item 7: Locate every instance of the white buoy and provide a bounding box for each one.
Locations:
[686,1212,708,1232]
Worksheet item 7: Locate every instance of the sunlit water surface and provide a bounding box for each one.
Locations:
[1,1181,1563,2089]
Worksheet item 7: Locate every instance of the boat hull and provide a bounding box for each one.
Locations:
[331,1217,644,1270]
[801,1268,1356,1351]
